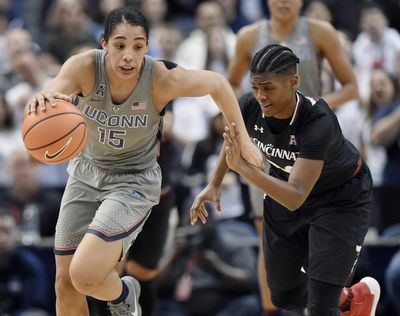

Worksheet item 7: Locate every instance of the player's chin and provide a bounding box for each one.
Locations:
[261,106,273,117]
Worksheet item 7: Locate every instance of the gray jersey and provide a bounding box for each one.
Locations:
[252,17,321,96]
[74,50,161,172]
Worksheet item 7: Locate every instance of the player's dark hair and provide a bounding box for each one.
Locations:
[101,7,149,43]
[250,44,300,76]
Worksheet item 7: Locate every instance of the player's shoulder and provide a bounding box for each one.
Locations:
[65,48,97,72]
[239,92,259,117]
[308,18,338,45]
[236,21,260,43]
[153,58,182,84]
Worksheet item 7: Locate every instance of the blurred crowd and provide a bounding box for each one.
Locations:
[0,0,400,315]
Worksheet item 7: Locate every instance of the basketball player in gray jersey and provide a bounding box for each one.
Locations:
[226,1,359,314]
[26,7,263,316]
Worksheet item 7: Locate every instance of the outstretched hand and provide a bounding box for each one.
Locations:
[223,123,246,173]
[26,91,72,114]
[190,184,221,225]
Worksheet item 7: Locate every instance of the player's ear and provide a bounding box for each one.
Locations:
[100,38,108,51]
[289,74,299,91]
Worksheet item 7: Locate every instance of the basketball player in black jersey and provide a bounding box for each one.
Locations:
[191,44,381,316]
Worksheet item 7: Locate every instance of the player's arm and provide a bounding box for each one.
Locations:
[224,123,324,211]
[27,50,95,114]
[371,106,400,147]
[311,19,359,110]
[153,62,264,170]
[227,24,258,96]
[190,146,229,225]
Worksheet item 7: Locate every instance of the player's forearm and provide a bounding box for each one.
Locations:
[209,146,229,188]
[210,76,251,143]
[322,81,359,110]
[236,162,307,211]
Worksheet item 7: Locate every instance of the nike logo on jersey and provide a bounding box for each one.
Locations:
[45,137,72,160]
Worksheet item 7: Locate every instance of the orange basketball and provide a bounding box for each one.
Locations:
[21,99,87,164]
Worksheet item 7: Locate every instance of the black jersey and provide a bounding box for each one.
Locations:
[239,91,360,196]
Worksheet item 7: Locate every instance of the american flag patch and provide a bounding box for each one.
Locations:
[132,101,146,111]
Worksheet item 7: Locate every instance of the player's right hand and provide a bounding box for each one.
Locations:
[190,184,221,225]
[27,91,72,114]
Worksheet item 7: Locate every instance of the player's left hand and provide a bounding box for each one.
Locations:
[223,123,245,172]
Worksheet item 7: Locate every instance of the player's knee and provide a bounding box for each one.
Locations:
[69,262,98,295]
[307,304,340,316]
[55,271,75,298]
[125,260,158,281]
[270,284,307,310]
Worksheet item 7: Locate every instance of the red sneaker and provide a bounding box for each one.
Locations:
[339,277,381,316]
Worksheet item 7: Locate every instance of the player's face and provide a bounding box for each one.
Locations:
[268,0,303,22]
[250,72,298,118]
[102,23,148,80]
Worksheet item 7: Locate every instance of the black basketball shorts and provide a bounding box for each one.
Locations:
[263,162,372,293]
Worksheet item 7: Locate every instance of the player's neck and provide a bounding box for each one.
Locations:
[269,16,300,42]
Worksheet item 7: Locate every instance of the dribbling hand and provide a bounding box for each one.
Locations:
[27,91,72,114]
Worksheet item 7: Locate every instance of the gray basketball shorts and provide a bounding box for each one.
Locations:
[54,157,161,258]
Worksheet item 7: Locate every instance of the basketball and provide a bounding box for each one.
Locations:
[21,99,87,164]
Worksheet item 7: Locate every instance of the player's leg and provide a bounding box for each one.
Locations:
[249,183,279,315]
[55,255,89,316]
[125,188,174,316]
[69,235,125,300]
[71,164,161,314]
[54,176,100,316]
[307,208,375,315]
[262,219,308,311]
[254,218,279,315]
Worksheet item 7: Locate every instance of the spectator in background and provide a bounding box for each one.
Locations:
[214,0,250,33]
[141,0,170,57]
[0,27,39,92]
[88,0,125,41]
[359,69,393,232]
[0,8,10,69]
[304,0,332,24]
[353,3,400,104]
[0,210,50,316]
[5,49,52,125]
[156,23,184,61]
[155,209,261,316]
[385,249,400,315]
[0,149,61,239]
[44,0,97,63]
[324,30,364,150]
[370,76,400,233]
[0,94,23,189]
[175,1,236,70]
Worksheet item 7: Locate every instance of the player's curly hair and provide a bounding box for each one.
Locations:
[250,44,299,76]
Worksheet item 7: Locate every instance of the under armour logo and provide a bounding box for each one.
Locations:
[254,125,264,133]
[289,135,297,145]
